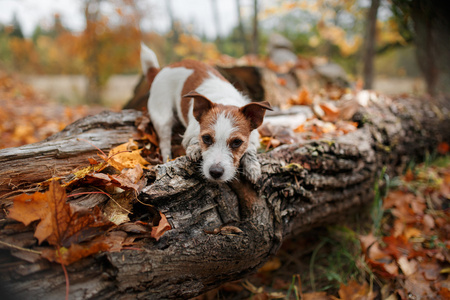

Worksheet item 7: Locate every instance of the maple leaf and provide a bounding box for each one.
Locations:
[9,181,116,262]
[100,139,150,171]
[8,190,49,228]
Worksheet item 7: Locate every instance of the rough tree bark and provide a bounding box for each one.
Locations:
[0,96,449,299]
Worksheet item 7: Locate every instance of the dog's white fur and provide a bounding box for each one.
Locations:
[141,44,270,183]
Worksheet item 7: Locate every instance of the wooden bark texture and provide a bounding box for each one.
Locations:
[0,110,142,198]
[0,96,449,299]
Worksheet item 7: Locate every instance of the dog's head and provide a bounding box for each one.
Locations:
[184,91,272,182]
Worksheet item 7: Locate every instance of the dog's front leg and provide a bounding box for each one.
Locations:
[240,130,262,184]
[182,119,202,162]
[186,140,202,162]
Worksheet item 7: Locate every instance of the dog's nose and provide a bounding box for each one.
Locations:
[209,164,224,179]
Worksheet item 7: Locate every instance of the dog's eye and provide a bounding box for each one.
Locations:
[202,134,213,145]
[230,139,243,149]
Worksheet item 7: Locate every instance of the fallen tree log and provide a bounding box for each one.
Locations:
[0,95,449,299]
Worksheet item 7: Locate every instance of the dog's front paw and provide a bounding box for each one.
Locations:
[186,143,202,162]
[241,152,261,184]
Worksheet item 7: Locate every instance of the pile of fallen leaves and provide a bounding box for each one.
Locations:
[359,158,450,299]
[0,70,97,149]
[0,74,167,267]
[5,138,170,266]
[2,57,448,299]
[257,89,372,150]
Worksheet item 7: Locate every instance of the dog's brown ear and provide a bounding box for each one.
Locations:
[183,91,215,123]
[240,101,273,130]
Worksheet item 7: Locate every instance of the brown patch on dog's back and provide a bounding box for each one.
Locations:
[166,60,227,123]
[146,67,160,86]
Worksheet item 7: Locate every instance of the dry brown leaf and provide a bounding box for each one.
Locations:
[398,256,418,276]
[9,181,115,264]
[437,142,449,154]
[135,114,159,146]
[302,292,332,300]
[403,271,436,299]
[41,237,110,265]
[103,191,133,225]
[336,280,375,300]
[258,257,281,273]
[319,102,340,122]
[382,235,413,260]
[151,212,172,241]
[366,259,398,279]
[288,88,313,106]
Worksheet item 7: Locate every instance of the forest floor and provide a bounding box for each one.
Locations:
[197,154,450,300]
[1,71,448,300]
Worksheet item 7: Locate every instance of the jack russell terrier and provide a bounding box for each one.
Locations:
[140,43,272,183]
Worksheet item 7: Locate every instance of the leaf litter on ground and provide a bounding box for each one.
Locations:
[2,59,448,298]
[6,136,172,266]
[194,154,450,299]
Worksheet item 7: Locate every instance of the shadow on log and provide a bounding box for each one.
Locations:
[0,95,449,299]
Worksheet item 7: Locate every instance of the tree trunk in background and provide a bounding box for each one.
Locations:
[410,1,439,97]
[362,0,380,89]
[211,0,223,52]
[236,0,249,54]
[392,0,450,97]
[165,0,178,62]
[1,95,449,299]
[84,0,102,104]
[251,0,259,54]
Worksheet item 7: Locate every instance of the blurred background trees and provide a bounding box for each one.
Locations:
[0,0,448,104]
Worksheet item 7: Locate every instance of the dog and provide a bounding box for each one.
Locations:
[140,43,272,183]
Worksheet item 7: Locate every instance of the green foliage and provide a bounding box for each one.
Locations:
[10,13,24,39]
[308,226,372,293]
[0,31,14,69]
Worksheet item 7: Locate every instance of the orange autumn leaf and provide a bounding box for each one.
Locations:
[9,181,115,251]
[366,259,398,279]
[277,77,287,86]
[258,257,281,272]
[336,280,375,300]
[151,212,172,241]
[8,191,49,228]
[298,88,313,105]
[101,139,150,171]
[294,124,306,133]
[88,157,100,165]
[319,102,340,122]
[437,142,449,154]
[41,238,110,265]
[288,88,313,106]
[382,235,414,260]
[302,292,332,300]
[260,136,281,150]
